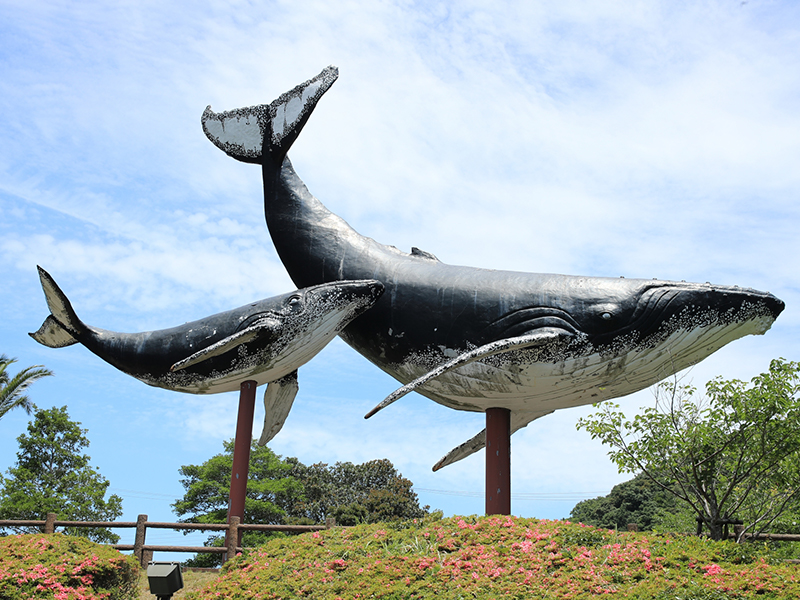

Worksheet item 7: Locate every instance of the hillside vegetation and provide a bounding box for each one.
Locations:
[185,515,800,599]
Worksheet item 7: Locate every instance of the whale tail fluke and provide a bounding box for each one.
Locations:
[202,65,339,165]
[29,267,84,348]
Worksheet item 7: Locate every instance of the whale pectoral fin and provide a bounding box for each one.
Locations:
[432,410,554,471]
[202,66,338,164]
[257,370,299,445]
[170,322,278,372]
[365,329,572,418]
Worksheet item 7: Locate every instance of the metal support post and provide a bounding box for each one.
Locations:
[228,381,257,525]
[485,407,511,515]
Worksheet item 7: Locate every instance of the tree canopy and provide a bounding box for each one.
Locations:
[577,359,800,541]
[173,440,429,565]
[569,473,683,531]
[285,457,429,525]
[0,355,52,421]
[173,439,304,527]
[0,406,123,543]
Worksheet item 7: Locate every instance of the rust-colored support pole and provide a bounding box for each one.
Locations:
[228,381,257,526]
[485,407,511,515]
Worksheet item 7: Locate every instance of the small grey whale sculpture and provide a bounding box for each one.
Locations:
[30,266,384,443]
[202,67,784,468]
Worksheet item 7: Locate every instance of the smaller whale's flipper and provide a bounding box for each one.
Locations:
[257,370,299,445]
[202,66,339,165]
[365,328,572,418]
[29,266,83,348]
[433,430,485,472]
[170,319,281,372]
[432,410,553,471]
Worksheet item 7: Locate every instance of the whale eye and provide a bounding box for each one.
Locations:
[287,295,303,313]
[601,312,613,321]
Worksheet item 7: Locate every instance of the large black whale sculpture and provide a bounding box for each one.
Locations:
[30,266,384,443]
[202,67,784,469]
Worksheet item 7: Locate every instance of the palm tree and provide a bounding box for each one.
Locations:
[0,355,53,421]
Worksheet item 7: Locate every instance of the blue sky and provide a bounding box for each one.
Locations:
[2,0,800,554]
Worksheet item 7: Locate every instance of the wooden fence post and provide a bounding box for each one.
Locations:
[134,514,148,567]
[44,513,56,534]
[225,516,240,564]
[734,524,745,542]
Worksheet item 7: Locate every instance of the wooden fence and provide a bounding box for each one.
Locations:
[0,513,331,567]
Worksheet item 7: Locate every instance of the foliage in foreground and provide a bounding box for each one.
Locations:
[185,515,800,599]
[0,533,139,600]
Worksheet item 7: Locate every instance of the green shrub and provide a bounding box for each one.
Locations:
[0,533,140,600]
[184,516,800,599]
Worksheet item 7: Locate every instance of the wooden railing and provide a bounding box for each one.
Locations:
[0,513,331,567]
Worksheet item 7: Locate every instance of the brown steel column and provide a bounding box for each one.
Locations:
[485,407,511,515]
[228,380,257,524]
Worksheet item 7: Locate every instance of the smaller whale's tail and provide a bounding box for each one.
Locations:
[202,65,338,166]
[29,266,85,348]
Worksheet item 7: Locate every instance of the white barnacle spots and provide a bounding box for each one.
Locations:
[302,81,321,104]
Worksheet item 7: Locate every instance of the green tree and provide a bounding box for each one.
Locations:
[173,439,304,566]
[173,439,304,525]
[569,473,683,531]
[0,406,123,543]
[285,458,429,525]
[173,445,429,565]
[0,355,52,421]
[577,359,800,541]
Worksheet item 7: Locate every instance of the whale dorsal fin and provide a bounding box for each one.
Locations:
[365,329,573,418]
[411,247,439,261]
[257,370,299,445]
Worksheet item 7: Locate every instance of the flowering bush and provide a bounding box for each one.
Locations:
[184,515,800,599]
[0,533,139,600]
